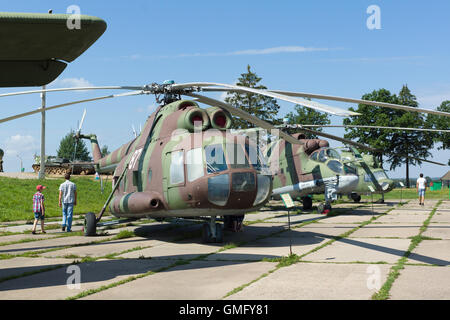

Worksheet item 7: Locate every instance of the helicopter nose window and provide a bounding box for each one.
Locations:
[327,160,343,173]
[232,172,256,192]
[343,163,357,175]
[227,143,250,169]
[318,149,327,162]
[186,148,204,182]
[310,152,318,161]
[208,174,230,206]
[326,148,341,160]
[205,144,227,174]
[253,174,271,206]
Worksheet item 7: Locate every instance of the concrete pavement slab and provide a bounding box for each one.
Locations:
[41,237,162,258]
[423,225,450,239]
[0,258,173,300]
[431,212,450,223]
[0,233,59,244]
[407,240,450,266]
[0,257,74,281]
[317,213,378,224]
[375,214,429,224]
[222,223,286,245]
[304,238,411,263]
[265,213,324,224]
[349,224,422,239]
[0,235,113,256]
[388,209,431,215]
[289,223,358,238]
[226,262,391,300]
[81,260,275,300]
[118,242,220,260]
[389,265,450,300]
[243,211,284,222]
[205,232,328,261]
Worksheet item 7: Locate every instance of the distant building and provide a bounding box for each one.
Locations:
[441,170,450,188]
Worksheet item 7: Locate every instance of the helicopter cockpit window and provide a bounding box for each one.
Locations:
[327,160,343,173]
[343,163,357,175]
[205,144,227,174]
[326,148,341,160]
[186,148,204,182]
[310,152,318,161]
[318,150,327,162]
[169,151,185,185]
[226,143,250,169]
[245,143,269,172]
[374,170,388,181]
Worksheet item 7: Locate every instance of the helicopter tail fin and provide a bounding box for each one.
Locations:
[79,134,102,163]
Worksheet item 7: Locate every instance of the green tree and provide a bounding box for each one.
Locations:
[343,85,434,188]
[224,65,281,129]
[427,100,450,151]
[285,102,331,138]
[57,130,92,161]
[101,145,110,157]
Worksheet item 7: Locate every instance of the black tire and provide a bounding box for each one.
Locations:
[84,212,97,236]
[302,197,313,210]
[351,193,361,203]
[215,223,223,243]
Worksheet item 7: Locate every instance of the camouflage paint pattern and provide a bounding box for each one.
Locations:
[265,133,359,199]
[82,100,272,218]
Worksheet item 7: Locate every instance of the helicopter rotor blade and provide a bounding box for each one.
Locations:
[284,125,381,153]
[185,93,303,145]
[268,89,450,118]
[0,90,144,124]
[173,82,360,117]
[295,124,450,133]
[0,86,145,98]
[78,109,87,133]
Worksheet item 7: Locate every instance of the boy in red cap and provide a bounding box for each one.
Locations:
[32,185,46,234]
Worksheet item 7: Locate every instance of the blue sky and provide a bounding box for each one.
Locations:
[0,0,449,179]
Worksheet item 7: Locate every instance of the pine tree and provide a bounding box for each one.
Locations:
[285,102,331,138]
[57,130,92,161]
[224,65,281,129]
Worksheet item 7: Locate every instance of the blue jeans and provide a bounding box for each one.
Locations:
[62,203,74,231]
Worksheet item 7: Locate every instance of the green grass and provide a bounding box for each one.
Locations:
[0,176,112,222]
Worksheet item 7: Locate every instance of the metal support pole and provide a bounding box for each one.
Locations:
[38,85,46,179]
[287,209,292,256]
[96,163,128,222]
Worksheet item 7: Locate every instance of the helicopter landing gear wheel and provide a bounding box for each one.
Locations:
[84,212,97,236]
[302,197,313,210]
[202,217,223,243]
[318,203,331,214]
[350,193,361,203]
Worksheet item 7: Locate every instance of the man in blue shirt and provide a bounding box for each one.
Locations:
[59,173,77,232]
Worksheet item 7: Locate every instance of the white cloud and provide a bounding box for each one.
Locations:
[3,134,37,157]
[415,84,450,109]
[49,77,94,88]
[175,46,330,58]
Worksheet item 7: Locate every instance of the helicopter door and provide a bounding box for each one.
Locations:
[164,150,186,208]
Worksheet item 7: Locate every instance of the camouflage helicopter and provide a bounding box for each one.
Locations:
[2,12,450,243]
[288,124,448,203]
